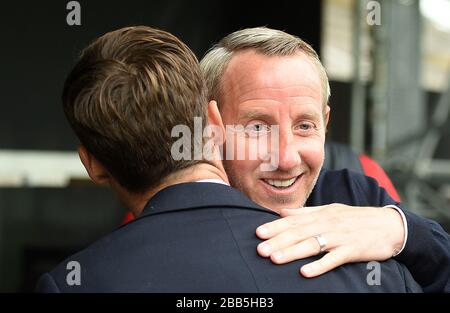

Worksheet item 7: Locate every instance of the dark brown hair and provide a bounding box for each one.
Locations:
[63,26,207,193]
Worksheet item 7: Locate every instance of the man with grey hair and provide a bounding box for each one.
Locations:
[200,27,450,293]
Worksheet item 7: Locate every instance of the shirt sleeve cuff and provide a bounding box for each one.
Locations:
[383,204,408,256]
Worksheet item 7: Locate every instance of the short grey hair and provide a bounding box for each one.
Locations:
[200,27,331,110]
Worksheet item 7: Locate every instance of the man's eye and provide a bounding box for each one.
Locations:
[297,122,315,131]
[245,123,270,136]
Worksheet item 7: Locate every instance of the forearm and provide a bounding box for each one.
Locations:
[394,208,450,293]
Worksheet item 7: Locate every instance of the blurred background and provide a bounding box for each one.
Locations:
[0,0,449,292]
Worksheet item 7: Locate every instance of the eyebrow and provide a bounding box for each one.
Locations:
[238,111,274,122]
[296,112,322,121]
[238,110,322,122]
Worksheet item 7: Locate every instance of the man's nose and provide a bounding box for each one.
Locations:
[276,130,301,172]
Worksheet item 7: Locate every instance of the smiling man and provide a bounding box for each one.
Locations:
[219,49,327,212]
[200,27,450,293]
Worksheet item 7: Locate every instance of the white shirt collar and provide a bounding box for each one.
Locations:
[195,178,229,186]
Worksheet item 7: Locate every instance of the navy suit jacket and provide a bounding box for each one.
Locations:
[37,170,423,293]
[305,169,450,293]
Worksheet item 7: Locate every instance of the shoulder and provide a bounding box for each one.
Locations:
[36,203,274,292]
[309,169,393,206]
[36,219,150,292]
[36,272,61,293]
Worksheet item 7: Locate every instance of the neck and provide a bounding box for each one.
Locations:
[115,161,229,217]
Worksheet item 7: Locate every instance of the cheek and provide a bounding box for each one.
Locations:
[225,159,259,175]
[224,133,265,172]
[223,159,261,186]
[299,140,324,170]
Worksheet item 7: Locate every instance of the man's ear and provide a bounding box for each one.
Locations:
[207,100,226,145]
[77,145,110,185]
[324,105,330,128]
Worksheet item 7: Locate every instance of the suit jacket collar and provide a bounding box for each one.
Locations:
[140,182,276,217]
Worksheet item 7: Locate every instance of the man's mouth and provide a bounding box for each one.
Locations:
[262,176,299,189]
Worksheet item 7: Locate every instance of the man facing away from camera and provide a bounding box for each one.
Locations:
[36,26,421,292]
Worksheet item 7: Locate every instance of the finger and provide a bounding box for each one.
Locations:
[256,212,321,240]
[300,248,350,278]
[257,224,321,257]
[270,233,338,264]
[256,215,299,239]
[280,206,325,217]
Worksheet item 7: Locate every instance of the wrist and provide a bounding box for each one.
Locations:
[383,205,408,256]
